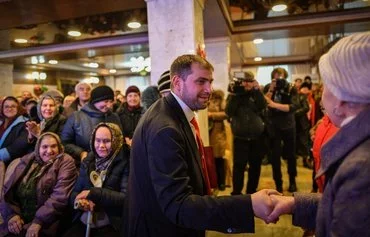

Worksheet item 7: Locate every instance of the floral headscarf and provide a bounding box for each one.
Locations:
[90,123,123,172]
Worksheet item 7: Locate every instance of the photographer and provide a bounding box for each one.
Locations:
[226,71,267,195]
[264,68,300,192]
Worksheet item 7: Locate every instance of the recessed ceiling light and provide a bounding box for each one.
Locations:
[14,38,28,43]
[253,38,264,44]
[68,30,81,37]
[109,69,117,74]
[83,62,99,68]
[272,4,287,12]
[31,56,38,64]
[48,60,58,65]
[127,21,141,29]
[254,57,262,62]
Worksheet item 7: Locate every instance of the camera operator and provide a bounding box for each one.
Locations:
[226,71,267,195]
[264,67,300,192]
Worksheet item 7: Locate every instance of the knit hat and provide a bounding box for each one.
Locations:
[319,32,370,103]
[125,85,140,96]
[90,85,114,104]
[43,89,64,104]
[158,70,171,94]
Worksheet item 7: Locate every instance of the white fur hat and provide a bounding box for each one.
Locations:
[319,32,370,103]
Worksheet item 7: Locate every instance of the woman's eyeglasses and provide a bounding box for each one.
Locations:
[4,105,17,110]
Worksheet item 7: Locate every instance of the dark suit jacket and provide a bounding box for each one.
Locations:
[127,93,255,237]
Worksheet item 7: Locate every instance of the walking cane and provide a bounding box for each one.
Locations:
[85,210,92,237]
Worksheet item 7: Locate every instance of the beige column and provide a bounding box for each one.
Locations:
[0,63,13,97]
[0,30,13,97]
[146,0,210,144]
[205,37,231,94]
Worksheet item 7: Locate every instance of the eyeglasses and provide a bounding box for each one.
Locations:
[4,105,17,110]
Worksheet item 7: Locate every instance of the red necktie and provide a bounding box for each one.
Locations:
[190,117,211,195]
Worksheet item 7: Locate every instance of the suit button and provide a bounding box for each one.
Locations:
[227,228,233,233]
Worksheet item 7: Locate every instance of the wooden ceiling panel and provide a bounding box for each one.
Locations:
[0,0,146,30]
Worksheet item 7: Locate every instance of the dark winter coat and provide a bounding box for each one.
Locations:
[226,89,266,140]
[70,149,129,231]
[292,108,370,236]
[117,103,144,139]
[0,116,32,165]
[61,103,121,161]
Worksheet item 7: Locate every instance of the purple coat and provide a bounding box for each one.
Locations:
[0,152,77,235]
[292,108,370,236]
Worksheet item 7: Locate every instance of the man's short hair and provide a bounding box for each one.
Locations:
[271,67,288,79]
[294,78,303,83]
[170,54,214,82]
[75,82,92,93]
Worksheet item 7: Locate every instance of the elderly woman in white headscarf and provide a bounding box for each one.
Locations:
[25,95,67,143]
[267,32,370,237]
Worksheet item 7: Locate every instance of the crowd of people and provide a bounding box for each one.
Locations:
[0,32,369,237]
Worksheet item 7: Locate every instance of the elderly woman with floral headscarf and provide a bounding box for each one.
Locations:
[0,96,32,165]
[0,132,77,237]
[63,123,129,237]
[25,95,67,143]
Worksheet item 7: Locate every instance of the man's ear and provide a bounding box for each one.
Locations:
[172,75,182,92]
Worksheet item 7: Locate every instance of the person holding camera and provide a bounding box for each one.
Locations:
[264,68,300,192]
[226,71,267,195]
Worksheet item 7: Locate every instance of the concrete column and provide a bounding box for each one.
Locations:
[205,37,231,94]
[146,0,210,144]
[0,63,13,97]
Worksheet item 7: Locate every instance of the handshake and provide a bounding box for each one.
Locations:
[251,189,295,224]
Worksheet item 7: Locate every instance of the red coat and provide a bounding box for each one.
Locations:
[312,115,339,192]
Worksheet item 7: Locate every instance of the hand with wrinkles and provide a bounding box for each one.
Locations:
[267,194,295,223]
[8,215,24,235]
[251,189,282,223]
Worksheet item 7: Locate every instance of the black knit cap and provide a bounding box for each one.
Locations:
[157,70,171,94]
[90,85,114,104]
[125,85,141,96]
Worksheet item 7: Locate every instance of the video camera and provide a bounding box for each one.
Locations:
[228,71,254,94]
[275,78,289,92]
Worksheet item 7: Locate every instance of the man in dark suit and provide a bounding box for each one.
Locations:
[127,54,279,237]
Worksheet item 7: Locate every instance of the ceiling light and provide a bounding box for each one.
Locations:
[48,60,58,65]
[109,69,117,74]
[14,38,28,44]
[254,57,262,62]
[272,4,287,12]
[127,21,141,29]
[31,56,38,64]
[39,72,47,80]
[83,62,99,68]
[38,56,45,64]
[82,77,100,84]
[68,30,82,37]
[253,38,264,44]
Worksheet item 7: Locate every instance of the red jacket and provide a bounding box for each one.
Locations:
[312,115,339,192]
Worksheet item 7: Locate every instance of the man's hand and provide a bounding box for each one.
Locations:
[125,137,132,147]
[26,223,41,237]
[267,194,295,223]
[251,189,282,223]
[8,215,24,235]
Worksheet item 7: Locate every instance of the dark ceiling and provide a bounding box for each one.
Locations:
[0,0,369,77]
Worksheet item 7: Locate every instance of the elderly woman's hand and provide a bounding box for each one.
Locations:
[8,215,24,235]
[75,198,95,212]
[26,223,41,237]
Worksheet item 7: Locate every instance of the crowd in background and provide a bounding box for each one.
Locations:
[0,64,327,237]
